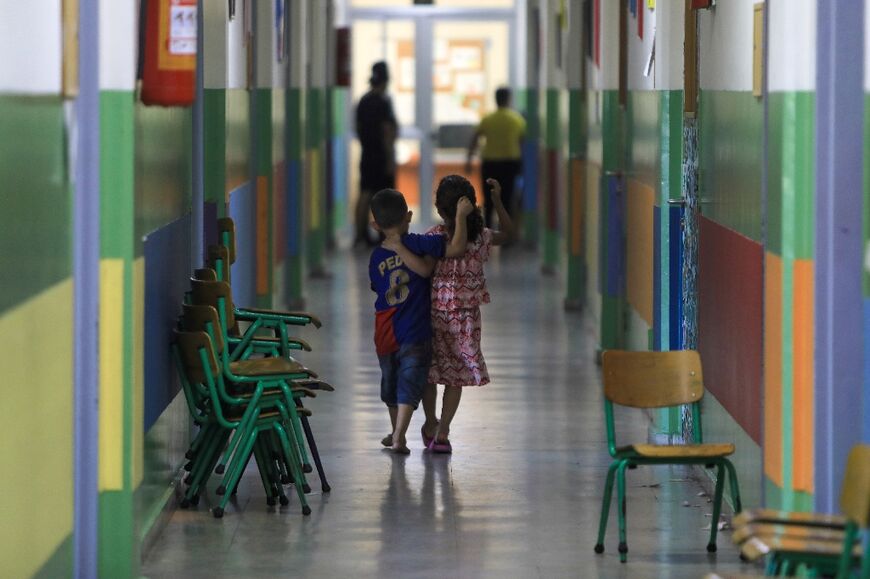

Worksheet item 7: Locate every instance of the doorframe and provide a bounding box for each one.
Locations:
[348,5,518,229]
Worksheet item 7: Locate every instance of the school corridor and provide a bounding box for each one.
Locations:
[3,0,870,578]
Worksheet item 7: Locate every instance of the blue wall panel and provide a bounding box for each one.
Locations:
[228,182,256,308]
[144,213,192,431]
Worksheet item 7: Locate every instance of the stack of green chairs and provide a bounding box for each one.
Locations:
[173,216,333,516]
[727,444,870,577]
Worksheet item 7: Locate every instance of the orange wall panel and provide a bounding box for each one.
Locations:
[626,178,655,325]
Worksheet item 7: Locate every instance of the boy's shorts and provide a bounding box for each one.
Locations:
[378,341,432,408]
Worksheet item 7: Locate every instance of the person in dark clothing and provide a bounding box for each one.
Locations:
[355,61,399,247]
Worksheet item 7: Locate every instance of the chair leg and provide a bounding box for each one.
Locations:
[707,462,726,552]
[215,428,259,518]
[724,459,742,513]
[594,461,619,554]
[273,422,311,516]
[616,461,630,563]
[286,403,312,473]
[297,399,330,492]
[252,439,276,506]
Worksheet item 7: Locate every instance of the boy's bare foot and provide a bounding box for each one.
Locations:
[391,434,410,454]
[381,433,393,447]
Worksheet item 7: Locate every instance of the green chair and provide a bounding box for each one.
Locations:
[594,350,742,562]
[192,267,312,359]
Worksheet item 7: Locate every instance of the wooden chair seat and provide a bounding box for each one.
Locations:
[732,522,848,545]
[293,378,335,392]
[616,442,735,459]
[229,357,316,378]
[741,535,862,562]
[733,508,847,530]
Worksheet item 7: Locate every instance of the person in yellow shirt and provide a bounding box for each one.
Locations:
[465,87,527,228]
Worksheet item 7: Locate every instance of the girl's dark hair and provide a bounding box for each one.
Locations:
[435,174,483,244]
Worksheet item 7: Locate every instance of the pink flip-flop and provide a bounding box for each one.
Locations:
[428,437,452,454]
[421,422,439,448]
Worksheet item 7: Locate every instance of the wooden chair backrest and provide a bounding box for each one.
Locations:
[194,267,217,281]
[840,444,870,527]
[207,244,231,284]
[217,217,236,264]
[181,304,225,354]
[190,278,236,330]
[173,329,219,385]
[602,350,705,409]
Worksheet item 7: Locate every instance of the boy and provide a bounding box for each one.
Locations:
[369,189,473,453]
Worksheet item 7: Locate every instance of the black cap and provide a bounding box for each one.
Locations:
[370,61,389,85]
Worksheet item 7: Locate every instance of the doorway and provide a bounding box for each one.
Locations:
[349,5,515,229]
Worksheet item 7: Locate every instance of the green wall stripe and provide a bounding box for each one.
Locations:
[100,89,138,577]
[307,87,325,147]
[254,89,273,176]
[699,91,763,242]
[204,89,227,207]
[101,92,135,258]
[569,89,585,158]
[99,491,135,578]
[0,96,72,315]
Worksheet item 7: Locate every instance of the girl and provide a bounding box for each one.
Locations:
[390,175,514,453]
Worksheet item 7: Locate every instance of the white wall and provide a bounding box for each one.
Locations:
[653,0,684,91]
[100,0,137,91]
[699,0,761,91]
[587,0,619,91]
[626,2,656,91]
[0,0,62,93]
[768,0,815,92]
[227,1,249,89]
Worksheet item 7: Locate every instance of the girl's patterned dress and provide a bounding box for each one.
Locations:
[426,224,492,387]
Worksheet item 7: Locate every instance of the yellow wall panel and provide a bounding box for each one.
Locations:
[0,280,74,579]
[99,259,124,491]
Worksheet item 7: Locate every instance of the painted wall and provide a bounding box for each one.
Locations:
[0,2,75,576]
[696,0,765,511]
[765,0,816,512]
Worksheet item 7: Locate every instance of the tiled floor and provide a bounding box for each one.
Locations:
[142,248,754,579]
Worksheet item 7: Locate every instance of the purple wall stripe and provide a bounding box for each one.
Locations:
[73,0,100,575]
[814,0,866,513]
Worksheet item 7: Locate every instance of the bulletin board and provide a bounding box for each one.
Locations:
[397,38,486,113]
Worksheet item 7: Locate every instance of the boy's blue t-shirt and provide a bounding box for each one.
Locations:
[369,233,446,355]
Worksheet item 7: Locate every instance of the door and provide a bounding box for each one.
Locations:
[350,5,515,231]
